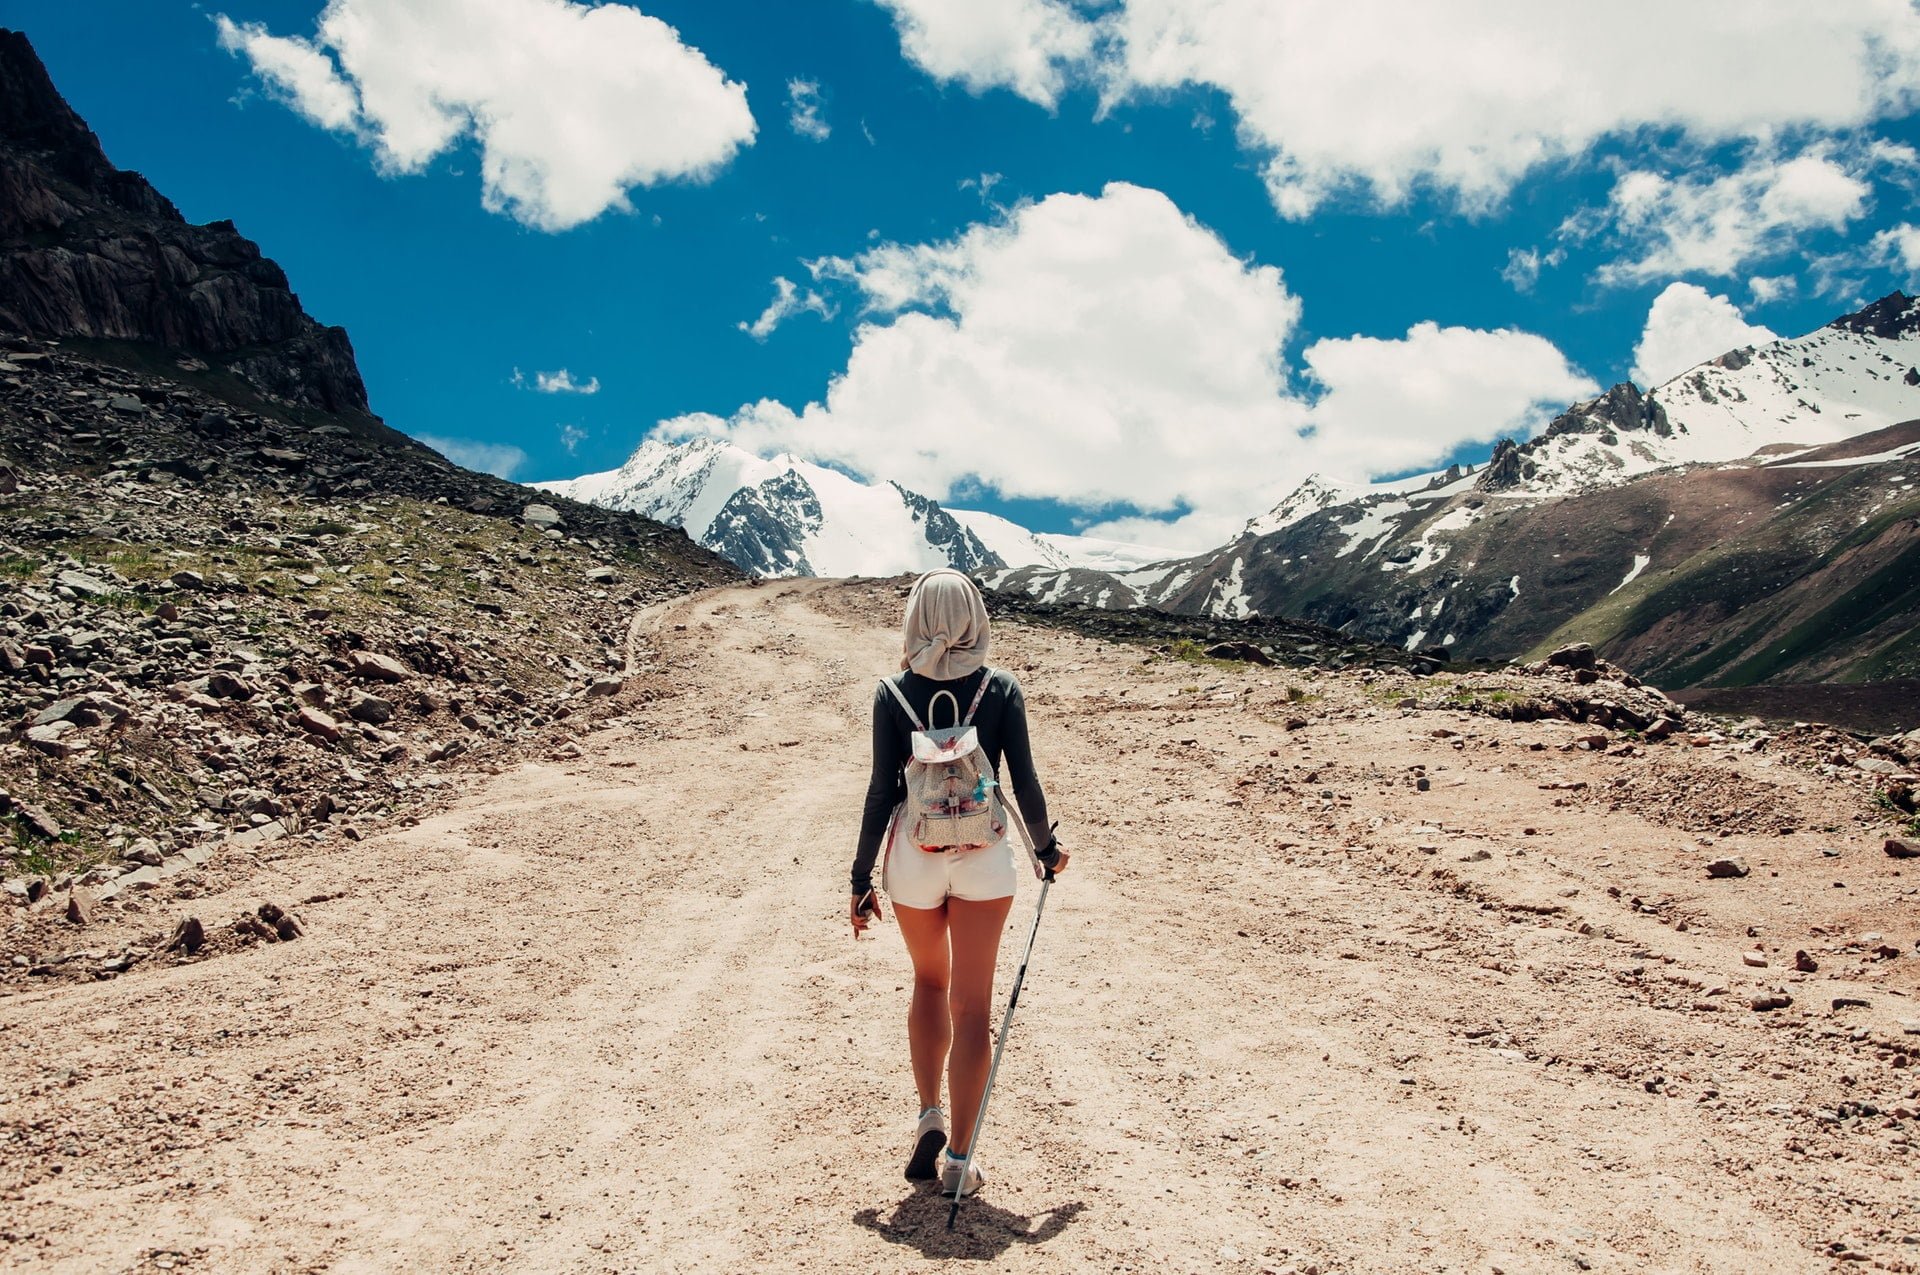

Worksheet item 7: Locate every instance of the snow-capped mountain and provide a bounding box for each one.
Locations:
[1475,293,1920,496]
[536,435,1088,579]
[988,293,1920,686]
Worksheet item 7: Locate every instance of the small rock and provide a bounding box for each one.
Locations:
[586,677,625,697]
[1742,950,1769,968]
[1546,643,1597,670]
[1706,856,1750,879]
[1832,997,1870,1011]
[170,569,205,590]
[122,839,164,867]
[347,693,394,725]
[165,916,206,954]
[1885,837,1920,860]
[205,671,257,700]
[1750,992,1793,1011]
[1794,950,1819,973]
[522,503,565,530]
[1203,640,1273,665]
[25,722,78,757]
[258,900,304,941]
[584,565,619,584]
[296,706,343,741]
[14,801,62,839]
[54,569,117,598]
[66,888,98,926]
[348,650,412,682]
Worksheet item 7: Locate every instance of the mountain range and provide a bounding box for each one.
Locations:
[536,434,1176,578]
[551,294,1920,689]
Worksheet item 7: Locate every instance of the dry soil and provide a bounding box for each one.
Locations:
[4,578,1919,1274]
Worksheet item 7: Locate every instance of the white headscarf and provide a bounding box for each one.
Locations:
[900,569,990,681]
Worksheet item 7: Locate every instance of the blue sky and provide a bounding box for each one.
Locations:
[12,1,1920,548]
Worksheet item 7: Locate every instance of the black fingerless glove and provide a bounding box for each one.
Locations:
[1035,830,1062,868]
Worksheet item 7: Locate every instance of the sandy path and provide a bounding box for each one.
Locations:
[3,578,1917,1273]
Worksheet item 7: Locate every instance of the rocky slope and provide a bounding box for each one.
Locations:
[0,28,366,414]
[0,32,739,889]
[0,329,735,888]
[990,296,1920,699]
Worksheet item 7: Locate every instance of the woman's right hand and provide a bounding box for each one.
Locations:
[850,890,882,938]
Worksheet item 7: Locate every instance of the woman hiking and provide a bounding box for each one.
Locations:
[849,569,1066,1198]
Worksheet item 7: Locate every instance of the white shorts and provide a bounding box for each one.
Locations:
[881,807,1019,909]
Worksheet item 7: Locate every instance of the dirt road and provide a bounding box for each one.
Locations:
[4,579,1918,1272]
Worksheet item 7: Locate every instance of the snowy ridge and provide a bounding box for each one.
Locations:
[988,293,1920,625]
[538,435,1149,579]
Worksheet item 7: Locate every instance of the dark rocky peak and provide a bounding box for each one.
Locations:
[1,29,108,173]
[1474,382,1671,493]
[0,29,368,415]
[1475,438,1528,492]
[0,30,178,231]
[889,481,1004,573]
[1539,382,1671,443]
[1829,291,1920,340]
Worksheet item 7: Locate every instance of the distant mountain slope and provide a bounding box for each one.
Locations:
[990,295,1920,688]
[539,434,1169,579]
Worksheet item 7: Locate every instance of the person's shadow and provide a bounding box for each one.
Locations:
[852,1185,1085,1260]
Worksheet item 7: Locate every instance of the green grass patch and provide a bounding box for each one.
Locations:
[1874,790,1920,837]
[0,553,43,579]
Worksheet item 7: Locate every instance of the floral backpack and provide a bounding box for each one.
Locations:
[881,669,1006,851]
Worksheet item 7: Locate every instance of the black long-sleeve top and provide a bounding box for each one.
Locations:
[851,665,1053,896]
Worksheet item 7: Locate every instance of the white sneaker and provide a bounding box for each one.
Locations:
[939,1148,984,1198]
[905,1106,947,1180]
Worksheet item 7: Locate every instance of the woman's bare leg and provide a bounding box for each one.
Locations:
[893,901,951,1112]
[944,894,1014,1154]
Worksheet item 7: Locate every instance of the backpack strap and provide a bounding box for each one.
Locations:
[961,667,994,726]
[879,676,926,732]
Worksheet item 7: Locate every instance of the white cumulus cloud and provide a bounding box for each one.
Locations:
[877,1,1920,219]
[1872,223,1920,274]
[787,79,830,141]
[659,183,1593,551]
[1583,146,1876,286]
[1501,246,1564,292]
[1630,283,1779,388]
[536,369,600,395]
[214,0,755,231]
[1302,323,1597,484]
[870,0,1096,109]
[418,435,529,479]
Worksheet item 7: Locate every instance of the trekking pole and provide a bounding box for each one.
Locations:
[948,848,1056,1231]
